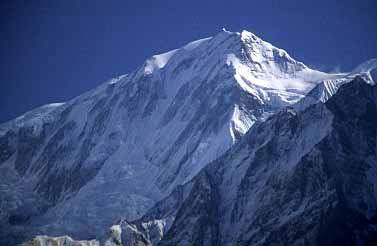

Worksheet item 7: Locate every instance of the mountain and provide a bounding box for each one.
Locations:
[0,29,375,245]
[111,77,377,246]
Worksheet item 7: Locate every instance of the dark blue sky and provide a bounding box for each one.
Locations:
[1,0,376,123]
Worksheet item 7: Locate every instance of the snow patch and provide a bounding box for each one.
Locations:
[144,49,178,74]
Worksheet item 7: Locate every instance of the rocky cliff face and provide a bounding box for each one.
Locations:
[119,77,377,245]
[21,235,99,246]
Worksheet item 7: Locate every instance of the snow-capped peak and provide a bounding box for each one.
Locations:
[240,29,307,72]
[137,29,329,107]
[222,30,329,105]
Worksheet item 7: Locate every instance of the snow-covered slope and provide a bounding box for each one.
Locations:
[119,77,377,246]
[0,29,374,245]
[295,58,377,110]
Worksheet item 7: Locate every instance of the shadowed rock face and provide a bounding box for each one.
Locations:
[119,78,377,245]
[159,171,220,246]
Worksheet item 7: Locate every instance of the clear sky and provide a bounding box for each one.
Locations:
[0,0,376,123]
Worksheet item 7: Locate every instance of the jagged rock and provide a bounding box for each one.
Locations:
[21,235,99,246]
[105,225,122,246]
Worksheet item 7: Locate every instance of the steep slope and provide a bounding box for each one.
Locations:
[126,77,377,245]
[295,58,377,110]
[0,29,334,244]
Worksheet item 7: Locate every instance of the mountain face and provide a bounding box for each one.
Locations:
[113,77,377,246]
[0,29,375,245]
